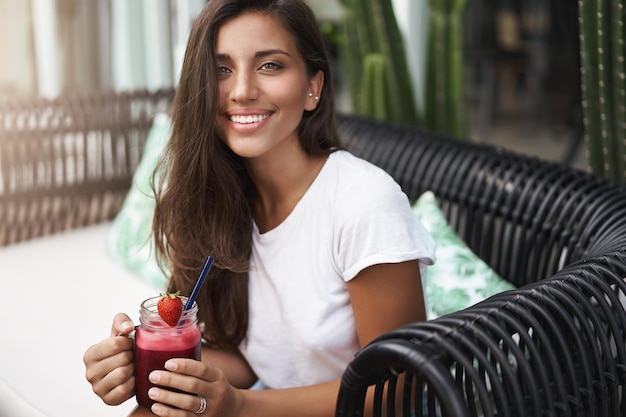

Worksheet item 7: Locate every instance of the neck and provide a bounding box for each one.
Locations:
[246,145,327,233]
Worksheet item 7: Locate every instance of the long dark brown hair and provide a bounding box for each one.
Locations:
[152,0,341,350]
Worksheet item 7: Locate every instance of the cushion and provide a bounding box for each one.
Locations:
[0,223,156,416]
[413,191,515,319]
[106,113,170,290]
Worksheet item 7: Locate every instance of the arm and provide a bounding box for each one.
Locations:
[200,346,258,389]
[347,260,426,345]
[136,260,425,417]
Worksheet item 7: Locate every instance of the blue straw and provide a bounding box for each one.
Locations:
[184,256,213,311]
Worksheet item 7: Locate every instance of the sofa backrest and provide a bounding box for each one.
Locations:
[337,114,626,287]
[0,88,175,246]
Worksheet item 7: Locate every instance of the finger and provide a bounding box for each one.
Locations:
[94,366,136,406]
[164,358,222,382]
[85,346,134,385]
[149,367,207,395]
[148,364,221,401]
[148,366,236,417]
[85,348,136,406]
[84,335,134,365]
[111,313,135,337]
[148,388,204,415]
[84,337,135,401]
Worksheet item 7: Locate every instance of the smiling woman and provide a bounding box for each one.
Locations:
[214,12,323,164]
[82,2,435,417]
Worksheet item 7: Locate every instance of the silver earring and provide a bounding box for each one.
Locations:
[308,93,313,97]
[314,96,319,100]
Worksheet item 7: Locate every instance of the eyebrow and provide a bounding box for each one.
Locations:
[217,49,293,61]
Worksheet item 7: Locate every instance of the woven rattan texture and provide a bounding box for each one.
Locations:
[0,88,175,246]
[337,114,626,287]
[335,115,626,417]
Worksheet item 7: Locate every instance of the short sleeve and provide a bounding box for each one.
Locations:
[332,168,435,281]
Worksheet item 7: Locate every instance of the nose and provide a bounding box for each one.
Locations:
[229,71,259,103]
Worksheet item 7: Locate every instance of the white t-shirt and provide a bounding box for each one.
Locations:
[239,150,435,389]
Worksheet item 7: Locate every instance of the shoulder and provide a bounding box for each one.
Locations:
[325,151,408,214]
[328,151,402,199]
[329,150,389,177]
[324,152,434,281]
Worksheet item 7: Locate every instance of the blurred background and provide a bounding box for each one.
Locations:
[0,0,585,169]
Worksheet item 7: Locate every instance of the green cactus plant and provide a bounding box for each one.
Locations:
[425,0,467,138]
[579,0,626,181]
[337,0,467,138]
[338,0,420,126]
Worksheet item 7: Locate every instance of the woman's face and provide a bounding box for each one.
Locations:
[214,12,323,161]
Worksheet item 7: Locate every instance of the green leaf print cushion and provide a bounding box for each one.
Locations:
[413,191,515,319]
[106,113,170,290]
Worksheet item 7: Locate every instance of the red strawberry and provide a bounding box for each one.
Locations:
[157,291,183,327]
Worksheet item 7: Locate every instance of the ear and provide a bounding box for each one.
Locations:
[304,70,324,111]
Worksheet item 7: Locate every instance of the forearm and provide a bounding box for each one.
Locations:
[201,346,257,389]
[127,380,341,417]
[239,379,340,417]
[237,379,384,417]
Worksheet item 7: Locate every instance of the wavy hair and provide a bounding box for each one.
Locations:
[152,0,341,349]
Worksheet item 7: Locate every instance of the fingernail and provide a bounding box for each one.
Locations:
[164,360,177,371]
[149,372,161,383]
[151,403,163,414]
[121,321,134,331]
[148,387,160,399]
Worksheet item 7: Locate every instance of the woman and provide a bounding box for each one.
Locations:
[84,0,435,416]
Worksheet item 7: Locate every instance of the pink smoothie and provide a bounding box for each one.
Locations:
[135,323,201,409]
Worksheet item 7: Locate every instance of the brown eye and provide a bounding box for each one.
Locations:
[260,62,282,71]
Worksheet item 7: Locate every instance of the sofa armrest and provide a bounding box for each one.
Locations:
[336,250,626,417]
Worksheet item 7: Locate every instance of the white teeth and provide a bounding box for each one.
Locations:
[230,114,269,124]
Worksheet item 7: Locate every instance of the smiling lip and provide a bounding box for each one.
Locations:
[225,111,272,132]
[229,113,271,124]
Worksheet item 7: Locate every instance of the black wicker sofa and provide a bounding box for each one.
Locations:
[335,116,626,416]
[1,89,625,417]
